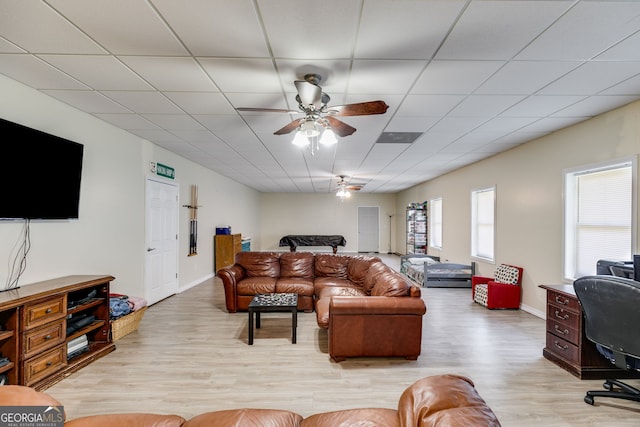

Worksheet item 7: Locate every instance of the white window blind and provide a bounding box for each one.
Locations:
[471,187,495,262]
[430,197,442,249]
[564,160,634,279]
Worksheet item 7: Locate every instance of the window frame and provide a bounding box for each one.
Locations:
[563,157,637,281]
[429,197,443,250]
[471,185,496,263]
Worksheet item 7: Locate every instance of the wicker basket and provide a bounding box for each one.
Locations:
[110,307,146,341]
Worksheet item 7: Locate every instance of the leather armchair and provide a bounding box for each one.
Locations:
[472,264,523,309]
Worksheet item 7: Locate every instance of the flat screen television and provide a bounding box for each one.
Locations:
[1,117,84,220]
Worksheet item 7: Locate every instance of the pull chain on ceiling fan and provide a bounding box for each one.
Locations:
[237,74,389,155]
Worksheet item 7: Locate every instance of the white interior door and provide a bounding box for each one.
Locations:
[145,177,179,305]
[358,206,379,253]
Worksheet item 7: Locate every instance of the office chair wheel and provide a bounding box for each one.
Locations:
[603,380,613,391]
[584,394,595,405]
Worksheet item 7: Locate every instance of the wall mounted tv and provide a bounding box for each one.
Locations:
[1,117,84,220]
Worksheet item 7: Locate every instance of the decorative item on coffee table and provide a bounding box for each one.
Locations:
[248,293,298,345]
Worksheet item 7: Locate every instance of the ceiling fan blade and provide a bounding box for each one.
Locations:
[326,100,389,117]
[236,107,299,113]
[326,116,356,137]
[274,120,301,135]
[295,80,322,107]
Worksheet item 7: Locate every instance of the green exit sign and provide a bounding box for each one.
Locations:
[156,163,175,179]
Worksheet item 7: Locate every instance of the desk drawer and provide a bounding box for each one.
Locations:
[23,345,66,386]
[547,289,579,311]
[23,319,66,359]
[546,333,579,364]
[24,296,66,330]
[546,319,579,346]
[546,303,579,330]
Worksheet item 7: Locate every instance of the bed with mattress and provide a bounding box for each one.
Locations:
[400,254,476,288]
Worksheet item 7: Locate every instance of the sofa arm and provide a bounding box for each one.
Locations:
[471,275,493,299]
[397,374,501,427]
[65,414,187,427]
[329,296,426,316]
[217,264,246,313]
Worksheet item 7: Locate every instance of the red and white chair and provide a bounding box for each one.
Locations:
[472,264,523,309]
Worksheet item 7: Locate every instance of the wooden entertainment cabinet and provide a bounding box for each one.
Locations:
[0,275,115,390]
[540,284,640,380]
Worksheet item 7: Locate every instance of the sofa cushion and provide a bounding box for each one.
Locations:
[275,277,315,296]
[184,409,302,427]
[236,252,281,277]
[236,277,277,295]
[363,261,389,294]
[371,269,411,297]
[347,255,380,288]
[314,254,349,278]
[494,264,520,284]
[300,408,399,427]
[65,414,187,427]
[314,286,368,329]
[280,252,314,279]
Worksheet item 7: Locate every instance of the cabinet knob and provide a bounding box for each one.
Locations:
[45,335,52,340]
[554,295,568,305]
[46,361,52,366]
[45,308,52,314]
[554,310,569,321]
[554,325,569,335]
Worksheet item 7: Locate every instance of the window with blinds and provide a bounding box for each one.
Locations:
[471,186,495,262]
[564,159,635,280]
[429,197,443,249]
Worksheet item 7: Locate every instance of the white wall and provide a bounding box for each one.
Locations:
[397,100,640,317]
[259,192,397,253]
[0,75,261,300]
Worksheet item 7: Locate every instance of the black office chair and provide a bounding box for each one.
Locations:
[573,275,640,405]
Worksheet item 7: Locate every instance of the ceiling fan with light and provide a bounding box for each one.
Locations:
[336,175,363,201]
[237,74,389,154]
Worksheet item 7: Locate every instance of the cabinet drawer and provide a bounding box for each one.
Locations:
[546,333,579,364]
[22,319,66,359]
[546,303,579,330]
[546,319,579,346]
[547,290,579,311]
[23,345,66,386]
[24,296,67,330]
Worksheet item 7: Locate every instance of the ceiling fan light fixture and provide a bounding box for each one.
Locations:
[319,128,337,146]
[292,131,310,147]
[336,187,350,201]
[300,118,321,137]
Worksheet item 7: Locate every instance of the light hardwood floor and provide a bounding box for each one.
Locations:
[46,254,640,426]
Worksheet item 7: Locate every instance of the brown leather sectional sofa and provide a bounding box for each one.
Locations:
[1,374,501,426]
[217,251,426,361]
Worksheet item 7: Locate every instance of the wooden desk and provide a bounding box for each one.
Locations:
[540,284,640,380]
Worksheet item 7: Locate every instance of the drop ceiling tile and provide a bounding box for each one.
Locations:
[257,0,360,59]
[101,91,183,114]
[540,61,640,95]
[163,92,235,115]
[0,1,106,54]
[553,95,639,117]
[476,61,581,95]
[119,56,219,92]
[396,94,466,117]
[41,90,132,114]
[48,0,188,55]
[151,0,270,57]
[448,94,526,117]
[413,60,504,94]
[141,114,206,131]
[198,58,281,93]
[356,0,466,59]
[94,113,161,130]
[349,60,428,94]
[436,1,572,60]
[39,55,153,90]
[0,54,88,89]
[500,95,586,117]
[516,1,640,61]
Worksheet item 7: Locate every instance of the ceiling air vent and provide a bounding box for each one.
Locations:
[375,132,423,144]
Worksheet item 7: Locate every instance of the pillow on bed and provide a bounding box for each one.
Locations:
[407,257,438,265]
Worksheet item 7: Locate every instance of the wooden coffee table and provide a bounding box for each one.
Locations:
[248,293,298,345]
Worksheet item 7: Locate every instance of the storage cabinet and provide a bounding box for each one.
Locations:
[406,203,428,254]
[215,233,242,272]
[540,284,640,380]
[0,275,115,390]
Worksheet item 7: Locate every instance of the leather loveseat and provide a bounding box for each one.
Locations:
[217,251,426,361]
[0,374,501,426]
